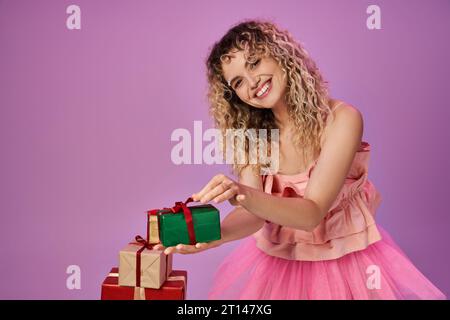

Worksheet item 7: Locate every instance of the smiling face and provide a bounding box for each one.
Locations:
[221,49,287,109]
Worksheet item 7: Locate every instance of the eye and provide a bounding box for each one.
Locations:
[234,79,242,89]
[250,59,261,69]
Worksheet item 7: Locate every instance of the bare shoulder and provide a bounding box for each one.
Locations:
[335,102,363,125]
[323,100,364,145]
[330,99,362,119]
[337,100,363,126]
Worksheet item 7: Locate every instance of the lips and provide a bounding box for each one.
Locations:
[254,79,272,98]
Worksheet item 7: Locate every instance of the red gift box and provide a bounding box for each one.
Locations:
[101,267,187,300]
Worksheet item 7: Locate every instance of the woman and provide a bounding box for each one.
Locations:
[155,19,446,300]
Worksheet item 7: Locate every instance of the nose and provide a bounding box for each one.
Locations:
[248,75,261,96]
[248,74,260,89]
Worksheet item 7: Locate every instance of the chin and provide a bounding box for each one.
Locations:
[254,94,280,108]
[245,88,282,109]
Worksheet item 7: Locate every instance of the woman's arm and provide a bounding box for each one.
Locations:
[219,205,265,244]
[239,106,363,231]
[194,105,364,232]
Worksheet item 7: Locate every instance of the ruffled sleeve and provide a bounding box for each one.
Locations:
[253,141,383,261]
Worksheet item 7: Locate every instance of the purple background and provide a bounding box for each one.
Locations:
[0,0,449,299]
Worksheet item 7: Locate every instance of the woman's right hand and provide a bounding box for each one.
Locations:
[153,238,224,255]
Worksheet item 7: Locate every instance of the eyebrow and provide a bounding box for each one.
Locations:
[227,60,253,87]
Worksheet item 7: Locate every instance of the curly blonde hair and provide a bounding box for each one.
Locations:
[205,18,334,177]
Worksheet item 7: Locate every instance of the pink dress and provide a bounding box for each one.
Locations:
[208,141,446,300]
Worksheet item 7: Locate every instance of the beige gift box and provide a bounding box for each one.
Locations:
[118,242,173,289]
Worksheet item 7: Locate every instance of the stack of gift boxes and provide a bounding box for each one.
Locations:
[101,197,221,300]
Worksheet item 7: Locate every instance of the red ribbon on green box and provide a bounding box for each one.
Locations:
[146,197,197,245]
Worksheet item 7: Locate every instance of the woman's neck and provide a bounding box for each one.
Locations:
[272,100,290,127]
[272,97,334,130]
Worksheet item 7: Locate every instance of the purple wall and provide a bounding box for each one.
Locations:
[0,0,449,299]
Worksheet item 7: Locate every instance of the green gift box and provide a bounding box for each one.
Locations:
[148,198,221,247]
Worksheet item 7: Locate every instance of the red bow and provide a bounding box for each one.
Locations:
[147,197,197,245]
[134,235,153,249]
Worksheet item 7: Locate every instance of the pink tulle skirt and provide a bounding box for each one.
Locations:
[208,227,446,300]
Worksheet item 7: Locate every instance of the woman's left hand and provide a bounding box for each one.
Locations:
[191,173,248,206]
